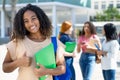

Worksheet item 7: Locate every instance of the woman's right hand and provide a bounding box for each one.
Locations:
[96,50,107,56]
[72,52,76,57]
[77,42,87,53]
[3,51,32,73]
[17,52,32,67]
[34,64,47,78]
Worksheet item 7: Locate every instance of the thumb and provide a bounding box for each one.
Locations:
[37,63,44,68]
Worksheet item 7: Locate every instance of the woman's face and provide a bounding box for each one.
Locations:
[84,23,90,34]
[65,27,73,34]
[23,10,40,34]
[102,28,105,36]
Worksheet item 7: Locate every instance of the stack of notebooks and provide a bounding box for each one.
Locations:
[65,42,76,53]
[34,43,56,80]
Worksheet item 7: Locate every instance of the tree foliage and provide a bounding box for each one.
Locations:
[95,7,120,21]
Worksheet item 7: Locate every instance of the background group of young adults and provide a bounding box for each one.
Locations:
[2,3,120,80]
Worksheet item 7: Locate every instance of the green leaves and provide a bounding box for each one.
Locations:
[95,7,120,21]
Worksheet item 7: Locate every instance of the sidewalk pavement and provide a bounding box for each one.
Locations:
[0,44,120,80]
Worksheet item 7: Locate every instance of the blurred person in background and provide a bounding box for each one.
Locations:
[58,21,76,80]
[118,32,120,44]
[77,21,101,80]
[96,23,119,80]
[77,29,82,40]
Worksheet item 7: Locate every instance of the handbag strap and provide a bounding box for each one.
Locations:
[51,37,59,80]
[51,36,58,54]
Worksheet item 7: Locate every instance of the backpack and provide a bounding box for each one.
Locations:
[51,37,72,80]
[51,37,59,80]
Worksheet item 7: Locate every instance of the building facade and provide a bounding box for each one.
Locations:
[90,0,120,36]
[91,0,120,11]
[0,0,92,38]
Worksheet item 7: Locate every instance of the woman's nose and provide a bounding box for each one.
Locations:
[29,20,34,26]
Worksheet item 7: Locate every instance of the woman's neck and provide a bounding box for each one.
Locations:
[85,33,92,38]
[28,33,46,42]
[106,38,111,42]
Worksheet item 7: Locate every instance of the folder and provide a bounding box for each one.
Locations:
[94,43,100,51]
[65,42,76,53]
[34,43,56,80]
[94,43,103,56]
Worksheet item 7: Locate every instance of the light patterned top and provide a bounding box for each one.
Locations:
[101,39,119,70]
[6,36,65,80]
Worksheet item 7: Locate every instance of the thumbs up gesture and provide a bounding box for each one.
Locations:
[17,52,32,67]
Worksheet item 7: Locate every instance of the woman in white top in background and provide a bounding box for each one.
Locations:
[97,23,119,80]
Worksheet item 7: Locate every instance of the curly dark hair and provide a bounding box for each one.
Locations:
[11,4,52,40]
[81,21,96,35]
[103,23,118,41]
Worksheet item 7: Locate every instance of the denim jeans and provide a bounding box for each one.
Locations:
[79,53,96,80]
[102,70,116,80]
[55,57,75,80]
[65,57,75,80]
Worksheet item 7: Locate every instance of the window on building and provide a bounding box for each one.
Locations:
[117,0,120,8]
[117,3,120,8]
[101,1,106,9]
[109,1,113,8]
[96,27,103,36]
[117,0,120,3]
[94,2,98,9]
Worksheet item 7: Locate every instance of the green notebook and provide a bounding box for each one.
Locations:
[65,42,76,53]
[34,43,56,80]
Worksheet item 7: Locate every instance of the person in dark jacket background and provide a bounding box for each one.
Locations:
[58,21,76,80]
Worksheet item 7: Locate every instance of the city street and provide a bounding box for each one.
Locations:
[0,44,120,80]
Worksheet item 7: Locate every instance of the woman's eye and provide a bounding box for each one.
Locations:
[24,20,28,23]
[32,17,37,21]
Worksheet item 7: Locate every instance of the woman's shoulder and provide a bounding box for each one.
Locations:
[92,34,99,38]
[103,40,119,46]
[110,40,119,45]
[6,39,24,50]
[60,34,68,39]
[92,34,101,41]
[6,39,17,47]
